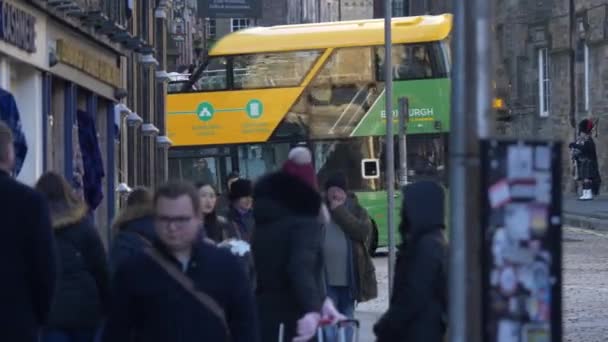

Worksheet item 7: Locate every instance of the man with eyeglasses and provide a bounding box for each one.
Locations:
[103,181,258,342]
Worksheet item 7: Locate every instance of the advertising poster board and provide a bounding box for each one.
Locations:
[480,140,562,342]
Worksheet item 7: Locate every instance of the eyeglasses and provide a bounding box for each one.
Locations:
[155,215,194,227]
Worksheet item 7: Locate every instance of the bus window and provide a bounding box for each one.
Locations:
[314,137,384,192]
[194,57,228,91]
[236,143,291,181]
[169,157,219,187]
[232,50,321,89]
[376,43,447,81]
[281,47,380,139]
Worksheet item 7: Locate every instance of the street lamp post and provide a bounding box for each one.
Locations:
[449,0,494,341]
[384,0,396,296]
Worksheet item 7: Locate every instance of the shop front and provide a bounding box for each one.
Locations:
[0,0,47,184]
[44,19,125,233]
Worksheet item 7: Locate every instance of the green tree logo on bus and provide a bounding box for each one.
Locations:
[197,102,215,122]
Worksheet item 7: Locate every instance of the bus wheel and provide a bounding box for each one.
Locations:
[369,220,379,256]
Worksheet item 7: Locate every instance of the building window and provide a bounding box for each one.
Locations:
[231,18,251,32]
[538,48,550,117]
[583,42,590,112]
[207,19,216,39]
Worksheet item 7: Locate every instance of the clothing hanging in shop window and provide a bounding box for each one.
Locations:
[77,110,105,210]
[0,88,28,176]
[126,0,134,19]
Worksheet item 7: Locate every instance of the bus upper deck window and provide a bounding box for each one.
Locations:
[376,43,439,81]
[233,51,321,90]
[195,57,228,91]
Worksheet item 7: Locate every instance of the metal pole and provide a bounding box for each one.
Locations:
[448,0,492,340]
[474,0,493,139]
[398,97,408,186]
[383,0,396,296]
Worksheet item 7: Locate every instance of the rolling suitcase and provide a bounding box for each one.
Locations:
[278,319,360,342]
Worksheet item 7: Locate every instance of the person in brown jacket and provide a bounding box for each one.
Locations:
[322,172,378,340]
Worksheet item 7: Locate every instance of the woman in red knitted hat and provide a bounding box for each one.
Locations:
[570,118,601,200]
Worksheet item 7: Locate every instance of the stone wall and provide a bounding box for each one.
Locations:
[416,0,608,193]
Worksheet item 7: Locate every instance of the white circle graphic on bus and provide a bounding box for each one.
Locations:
[246,99,264,119]
[196,102,215,122]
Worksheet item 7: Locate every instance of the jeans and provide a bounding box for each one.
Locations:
[324,286,355,342]
[41,330,97,342]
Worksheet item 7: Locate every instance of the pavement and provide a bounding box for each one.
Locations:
[563,227,608,341]
[564,194,608,230]
[348,196,607,342]
[355,255,388,342]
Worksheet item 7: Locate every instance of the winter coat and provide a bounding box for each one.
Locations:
[227,206,255,242]
[327,193,378,302]
[46,202,110,330]
[0,88,28,175]
[374,181,448,342]
[0,170,56,342]
[109,204,156,274]
[76,109,105,210]
[206,214,257,290]
[205,214,239,243]
[252,171,327,342]
[102,240,258,342]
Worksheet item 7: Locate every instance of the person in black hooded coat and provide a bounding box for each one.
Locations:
[109,187,156,274]
[35,172,109,342]
[252,170,328,341]
[374,181,448,342]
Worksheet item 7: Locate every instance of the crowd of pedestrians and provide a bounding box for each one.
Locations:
[0,118,448,342]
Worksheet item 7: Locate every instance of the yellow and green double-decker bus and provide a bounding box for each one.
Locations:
[167,14,452,253]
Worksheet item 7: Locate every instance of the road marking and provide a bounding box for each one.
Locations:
[565,226,608,239]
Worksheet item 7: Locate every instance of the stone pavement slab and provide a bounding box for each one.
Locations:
[354,311,381,342]
[564,195,608,230]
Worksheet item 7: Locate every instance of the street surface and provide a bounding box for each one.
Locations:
[354,228,608,342]
[563,227,608,341]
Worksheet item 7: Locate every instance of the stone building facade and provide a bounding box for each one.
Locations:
[408,0,608,193]
[494,0,608,192]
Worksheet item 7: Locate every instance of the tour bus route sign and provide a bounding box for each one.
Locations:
[171,99,265,122]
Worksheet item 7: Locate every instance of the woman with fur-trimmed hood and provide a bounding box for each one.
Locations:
[109,187,156,274]
[252,146,342,342]
[35,172,109,342]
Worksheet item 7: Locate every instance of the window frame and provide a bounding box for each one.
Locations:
[538,47,550,118]
[231,18,252,32]
[188,50,323,92]
[207,18,217,40]
[231,50,323,90]
[374,41,449,82]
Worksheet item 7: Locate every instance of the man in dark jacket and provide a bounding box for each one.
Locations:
[374,181,448,342]
[322,173,377,340]
[217,170,240,216]
[227,178,255,242]
[0,120,56,342]
[103,181,258,342]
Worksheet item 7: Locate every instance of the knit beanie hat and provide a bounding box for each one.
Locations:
[282,146,318,190]
[579,118,594,134]
[229,179,253,201]
[325,172,348,192]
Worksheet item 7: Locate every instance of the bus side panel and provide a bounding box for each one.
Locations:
[351,78,451,137]
[356,191,402,248]
[166,88,304,147]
